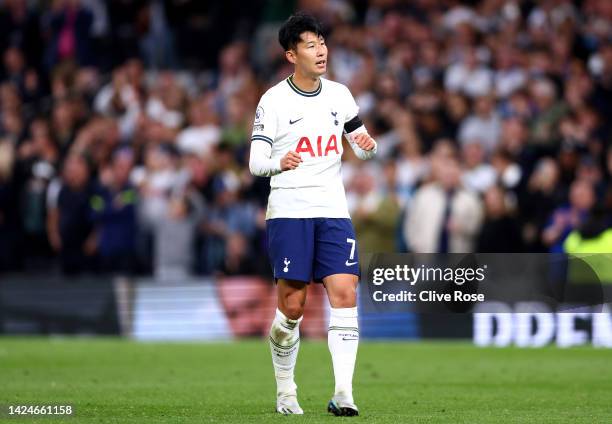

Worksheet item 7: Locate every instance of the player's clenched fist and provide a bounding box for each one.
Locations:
[352,133,376,151]
[280,150,302,171]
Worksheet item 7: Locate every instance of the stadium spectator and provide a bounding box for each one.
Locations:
[0,0,44,69]
[93,59,145,141]
[144,71,186,131]
[0,139,20,270]
[90,147,137,273]
[349,163,401,256]
[176,96,221,157]
[444,45,493,98]
[47,153,94,274]
[492,46,527,99]
[51,98,78,156]
[1,108,26,145]
[563,205,612,283]
[135,143,187,232]
[528,78,568,150]
[498,117,531,171]
[404,151,483,253]
[458,95,501,154]
[201,177,259,274]
[461,140,496,193]
[393,127,428,208]
[518,157,565,251]
[490,149,522,191]
[477,185,523,253]
[153,191,204,280]
[42,0,95,70]
[564,205,612,255]
[542,179,596,253]
[217,232,260,277]
[15,117,58,260]
[2,47,27,88]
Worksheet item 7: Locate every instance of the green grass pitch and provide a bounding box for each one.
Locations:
[0,338,611,423]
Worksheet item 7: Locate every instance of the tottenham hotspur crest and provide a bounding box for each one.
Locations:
[331,110,338,126]
[283,258,290,273]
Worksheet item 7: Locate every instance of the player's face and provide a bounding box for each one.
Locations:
[291,31,327,77]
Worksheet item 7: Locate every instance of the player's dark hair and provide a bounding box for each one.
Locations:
[278,13,323,51]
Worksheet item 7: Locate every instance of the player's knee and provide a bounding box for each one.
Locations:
[329,288,357,308]
[280,292,306,319]
[279,296,305,320]
[281,303,304,320]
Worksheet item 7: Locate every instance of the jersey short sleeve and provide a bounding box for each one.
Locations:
[251,92,278,147]
[342,86,360,123]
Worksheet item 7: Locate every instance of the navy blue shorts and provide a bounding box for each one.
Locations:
[266,218,359,283]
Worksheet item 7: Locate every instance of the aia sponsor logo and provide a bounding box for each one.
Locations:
[295,135,339,157]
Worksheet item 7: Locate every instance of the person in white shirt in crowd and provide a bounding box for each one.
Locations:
[458,94,501,154]
[176,95,221,157]
[404,145,483,253]
[445,45,493,98]
[461,140,497,193]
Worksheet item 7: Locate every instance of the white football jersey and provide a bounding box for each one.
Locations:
[252,76,362,219]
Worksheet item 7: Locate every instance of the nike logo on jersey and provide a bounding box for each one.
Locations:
[289,117,303,125]
[345,260,357,266]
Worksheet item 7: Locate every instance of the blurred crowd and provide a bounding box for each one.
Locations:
[0,0,611,279]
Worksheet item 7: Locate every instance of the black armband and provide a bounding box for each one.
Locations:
[344,115,363,133]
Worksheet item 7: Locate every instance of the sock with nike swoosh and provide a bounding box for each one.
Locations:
[328,306,359,405]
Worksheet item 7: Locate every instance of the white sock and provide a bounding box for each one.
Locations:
[328,307,359,404]
[269,308,302,396]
